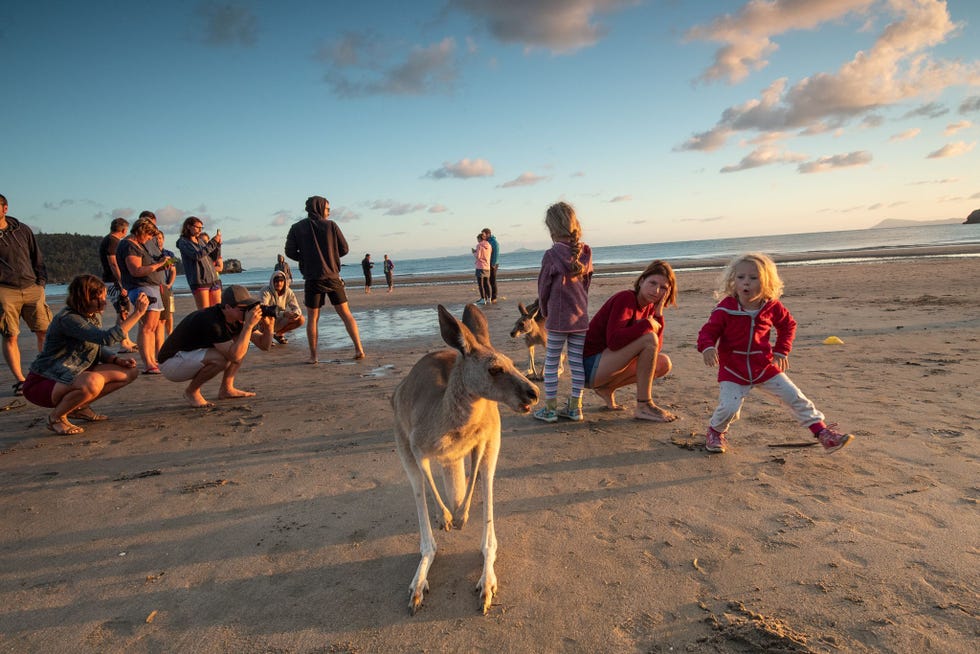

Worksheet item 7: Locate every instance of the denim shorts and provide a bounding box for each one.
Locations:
[582,353,601,389]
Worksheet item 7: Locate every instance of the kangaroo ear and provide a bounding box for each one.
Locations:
[438,304,480,354]
[461,303,492,347]
[518,302,527,314]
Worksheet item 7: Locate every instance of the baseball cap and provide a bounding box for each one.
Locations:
[222,285,257,308]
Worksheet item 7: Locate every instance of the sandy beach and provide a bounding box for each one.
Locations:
[1,251,978,653]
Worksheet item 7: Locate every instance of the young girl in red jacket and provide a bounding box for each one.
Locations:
[697,253,854,454]
[533,202,593,423]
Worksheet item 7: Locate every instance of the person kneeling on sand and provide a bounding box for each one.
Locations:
[158,285,272,408]
[259,271,304,344]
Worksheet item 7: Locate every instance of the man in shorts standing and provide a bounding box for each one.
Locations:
[98,216,137,351]
[0,194,51,396]
[158,285,271,407]
[285,196,364,363]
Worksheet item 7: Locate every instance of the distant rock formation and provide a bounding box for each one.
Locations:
[965,209,980,225]
[223,258,244,273]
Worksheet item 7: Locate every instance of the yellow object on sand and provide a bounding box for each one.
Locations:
[823,336,845,345]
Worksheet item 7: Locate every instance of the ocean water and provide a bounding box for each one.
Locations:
[180,221,980,291]
[44,222,980,353]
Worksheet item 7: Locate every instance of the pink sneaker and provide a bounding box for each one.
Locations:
[705,427,728,453]
[817,424,853,453]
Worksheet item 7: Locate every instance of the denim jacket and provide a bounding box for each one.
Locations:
[29,308,123,384]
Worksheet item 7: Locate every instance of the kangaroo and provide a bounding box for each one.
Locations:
[393,304,539,615]
[509,299,564,380]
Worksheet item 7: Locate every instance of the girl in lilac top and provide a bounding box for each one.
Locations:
[533,202,593,423]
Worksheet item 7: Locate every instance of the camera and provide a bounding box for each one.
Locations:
[260,304,277,318]
[147,296,157,305]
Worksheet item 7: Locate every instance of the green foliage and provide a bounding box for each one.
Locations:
[35,233,103,284]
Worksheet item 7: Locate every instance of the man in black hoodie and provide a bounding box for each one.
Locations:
[0,194,51,395]
[284,196,364,363]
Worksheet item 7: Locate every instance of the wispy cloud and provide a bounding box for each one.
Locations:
[499,172,548,188]
[609,195,632,203]
[195,2,258,47]
[908,177,958,185]
[425,158,494,179]
[797,150,872,174]
[270,210,292,226]
[685,0,876,84]
[958,95,980,113]
[926,141,976,158]
[944,120,972,135]
[902,101,948,120]
[679,1,980,152]
[720,145,807,173]
[317,35,459,96]
[889,128,920,141]
[369,200,434,216]
[450,0,634,54]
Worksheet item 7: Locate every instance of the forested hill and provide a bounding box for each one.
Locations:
[36,233,104,284]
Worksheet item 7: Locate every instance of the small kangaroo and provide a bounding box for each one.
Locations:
[393,304,539,615]
[509,299,564,380]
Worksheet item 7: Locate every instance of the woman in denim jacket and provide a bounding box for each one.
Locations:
[23,274,148,435]
[176,216,223,309]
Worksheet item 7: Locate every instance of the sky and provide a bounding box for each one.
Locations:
[3,0,979,268]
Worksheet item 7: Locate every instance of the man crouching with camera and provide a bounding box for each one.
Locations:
[158,285,272,408]
[258,270,304,345]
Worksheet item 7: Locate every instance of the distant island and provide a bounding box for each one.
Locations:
[871,217,966,229]
[966,209,980,225]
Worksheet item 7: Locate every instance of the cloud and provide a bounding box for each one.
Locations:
[720,144,808,173]
[889,128,921,141]
[901,101,949,119]
[195,2,258,47]
[860,114,885,129]
[425,158,494,179]
[797,150,872,173]
[959,95,980,113]
[609,195,632,203]
[428,204,449,213]
[450,0,634,54]
[678,1,980,152]
[153,204,200,231]
[685,0,877,84]
[908,177,958,185]
[499,172,548,188]
[329,207,359,223]
[369,200,431,216]
[944,120,972,135]
[926,141,976,158]
[270,210,292,226]
[318,36,459,96]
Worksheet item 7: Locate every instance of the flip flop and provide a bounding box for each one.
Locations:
[47,417,84,435]
[143,367,162,375]
[12,381,24,396]
[68,407,109,422]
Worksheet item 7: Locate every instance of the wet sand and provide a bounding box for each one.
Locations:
[1,249,978,653]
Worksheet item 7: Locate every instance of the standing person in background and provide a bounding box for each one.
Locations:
[383,254,395,293]
[285,195,365,363]
[274,254,293,284]
[176,216,222,309]
[361,254,373,294]
[98,217,137,352]
[481,227,500,303]
[158,232,177,339]
[0,194,51,396]
[472,232,492,305]
[116,218,172,374]
[532,202,593,423]
[135,211,168,362]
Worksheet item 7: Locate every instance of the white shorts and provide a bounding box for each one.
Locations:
[160,348,208,382]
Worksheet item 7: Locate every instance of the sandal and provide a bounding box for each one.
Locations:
[12,381,24,396]
[68,406,109,422]
[142,367,161,375]
[47,417,84,435]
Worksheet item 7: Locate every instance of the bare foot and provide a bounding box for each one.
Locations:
[354,350,366,360]
[184,391,214,408]
[219,388,256,399]
[634,400,677,422]
[593,387,623,410]
[306,358,319,365]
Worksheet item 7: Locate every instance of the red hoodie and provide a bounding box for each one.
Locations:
[696,296,796,385]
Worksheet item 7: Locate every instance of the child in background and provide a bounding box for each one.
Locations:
[533,202,593,423]
[696,252,854,454]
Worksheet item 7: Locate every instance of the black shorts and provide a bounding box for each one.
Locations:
[304,277,348,308]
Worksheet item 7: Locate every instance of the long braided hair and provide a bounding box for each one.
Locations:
[544,202,586,278]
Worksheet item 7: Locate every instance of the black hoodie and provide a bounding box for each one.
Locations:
[0,217,47,288]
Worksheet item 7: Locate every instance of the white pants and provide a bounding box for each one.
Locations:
[710,373,824,433]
